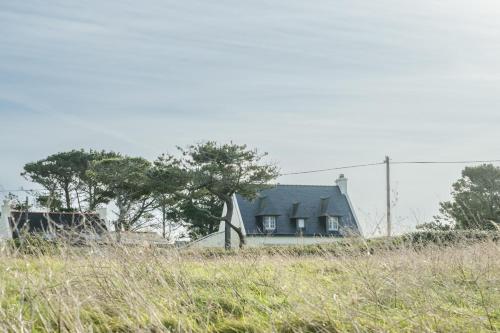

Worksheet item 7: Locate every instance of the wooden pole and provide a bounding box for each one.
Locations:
[385,156,391,237]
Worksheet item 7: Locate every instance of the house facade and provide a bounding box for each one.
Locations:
[190,174,362,248]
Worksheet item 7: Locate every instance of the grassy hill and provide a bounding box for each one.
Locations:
[0,231,499,332]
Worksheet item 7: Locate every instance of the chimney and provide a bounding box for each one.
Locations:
[336,174,348,195]
[0,200,13,240]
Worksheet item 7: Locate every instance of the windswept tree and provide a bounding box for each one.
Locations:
[181,142,279,249]
[435,164,500,230]
[75,150,121,211]
[22,150,87,211]
[148,154,188,239]
[21,150,120,211]
[88,156,155,239]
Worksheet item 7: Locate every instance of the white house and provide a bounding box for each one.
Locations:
[190,174,362,248]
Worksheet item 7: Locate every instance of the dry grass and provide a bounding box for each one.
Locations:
[0,238,499,332]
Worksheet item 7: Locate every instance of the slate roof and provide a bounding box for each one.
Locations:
[236,185,359,236]
[8,211,107,238]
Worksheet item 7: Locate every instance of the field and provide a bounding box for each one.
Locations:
[0,233,499,332]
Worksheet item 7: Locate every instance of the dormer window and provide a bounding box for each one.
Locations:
[327,216,339,231]
[263,216,276,231]
[297,218,305,229]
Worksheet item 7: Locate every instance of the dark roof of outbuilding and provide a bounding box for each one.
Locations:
[9,211,106,235]
[236,184,359,236]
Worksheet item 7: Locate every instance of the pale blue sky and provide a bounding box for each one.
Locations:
[2,0,500,235]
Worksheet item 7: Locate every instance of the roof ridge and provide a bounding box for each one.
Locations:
[11,210,99,215]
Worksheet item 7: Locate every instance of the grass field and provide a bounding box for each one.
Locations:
[0,234,499,332]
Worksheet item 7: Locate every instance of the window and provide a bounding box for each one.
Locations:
[327,216,339,231]
[263,216,276,231]
[297,218,305,229]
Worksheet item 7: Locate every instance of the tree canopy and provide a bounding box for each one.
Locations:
[87,156,155,236]
[435,164,500,230]
[178,195,223,240]
[181,142,279,248]
[148,154,188,239]
[21,150,119,211]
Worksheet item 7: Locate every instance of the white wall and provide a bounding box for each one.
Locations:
[245,236,342,247]
[218,194,246,235]
[189,231,225,248]
[190,233,344,248]
[0,201,12,240]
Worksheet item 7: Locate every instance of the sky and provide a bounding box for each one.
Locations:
[1,0,500,236]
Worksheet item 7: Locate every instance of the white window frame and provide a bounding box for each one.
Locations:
[327,216,339,231]
[263,216,276,231]
[297,218,305,229]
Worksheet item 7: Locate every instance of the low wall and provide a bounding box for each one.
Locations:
[189,231,342,248]
[188,231,225,248]
[245,236,341,247]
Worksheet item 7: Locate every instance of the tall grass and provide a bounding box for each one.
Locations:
[0,233,499,332]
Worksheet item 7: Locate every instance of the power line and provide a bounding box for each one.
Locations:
[279,158,500,176]
[279,162,384,176]
[392,159,500,165]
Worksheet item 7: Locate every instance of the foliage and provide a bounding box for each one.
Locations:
[74,150,122,210]
[178,196,223,240]
[181,142,279,248]
[88,156,155,233]
[416,219,453,231]
[437,164,500,230]
[148,155,188,239]
[22,150,83,210]
[21,150,120,211]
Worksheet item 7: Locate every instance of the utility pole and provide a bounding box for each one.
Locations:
[385,156,391,237]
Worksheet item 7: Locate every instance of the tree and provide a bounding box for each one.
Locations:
[437,164,500,230]
[148,154,188,240]
[21,150,120,211]
[87,156,155,240]
[74,150,121,211]
[22,151,83,211]
[181,142,279,249]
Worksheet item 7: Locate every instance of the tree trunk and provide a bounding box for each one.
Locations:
[116,199,127,243]
[75,190,82,212]
[224,198,246,249]
[114,220,122,243]
[88,186,94,211]
[162,205,167,239]
[64,185,71,210]
[224,199,232,250]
